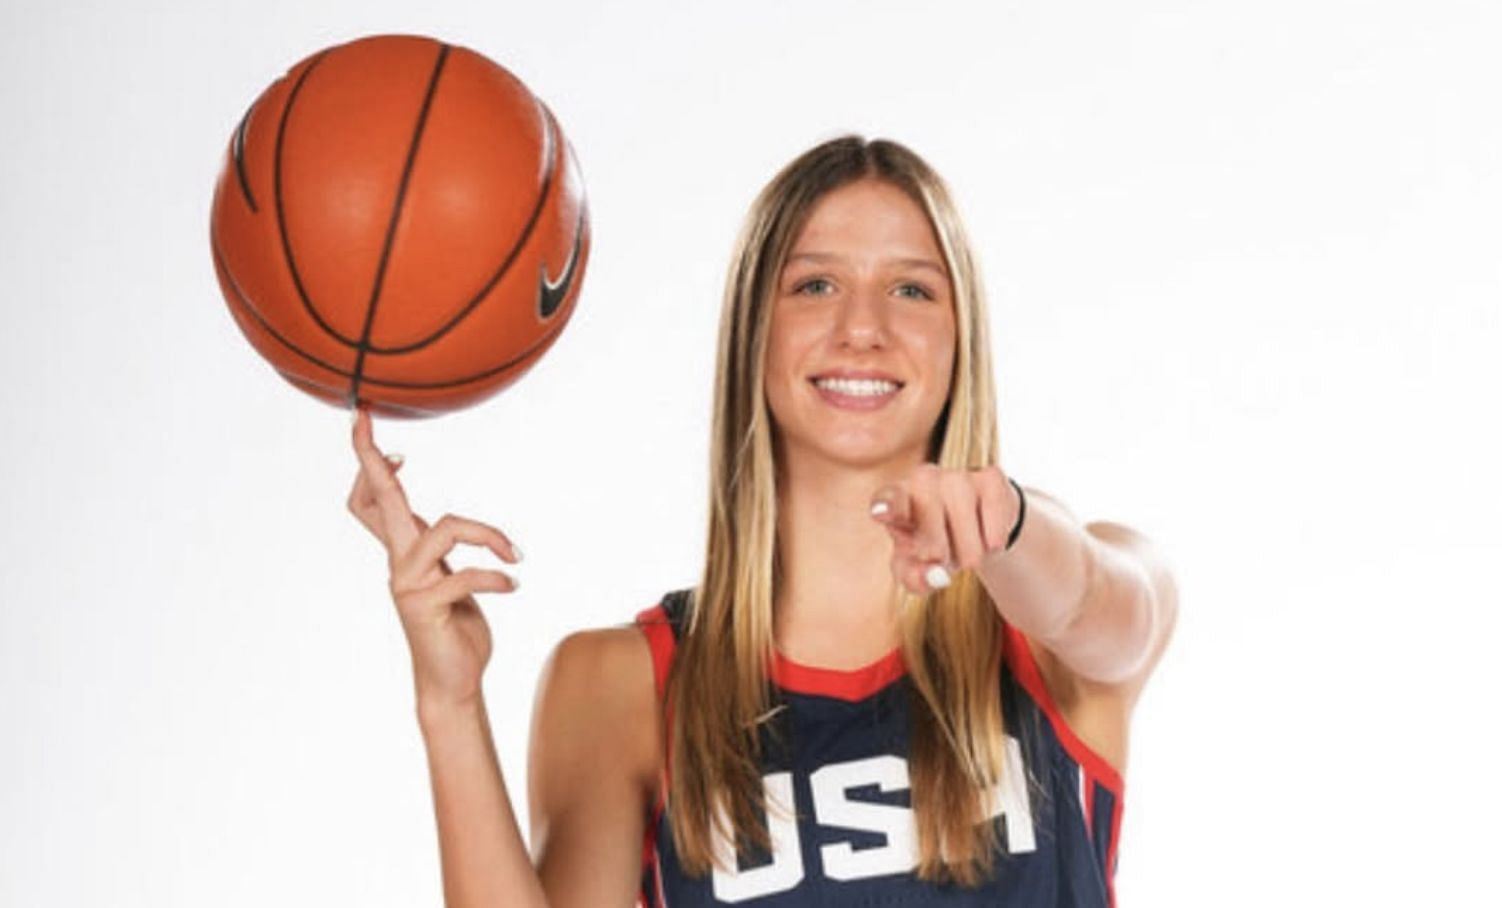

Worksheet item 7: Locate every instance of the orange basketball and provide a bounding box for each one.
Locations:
[209,34,590,419]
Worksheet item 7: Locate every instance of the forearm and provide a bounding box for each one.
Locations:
[974,487,1155,684]
[418,698,549,908]
[974,486,1093,642]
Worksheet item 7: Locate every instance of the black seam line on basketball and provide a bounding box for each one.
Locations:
[233,98,259,213]
[359,88,559,356]
[212,233,355,380]
[349,41,451,406]
[272,49,366,351]
[349,397,439,419]
[274,368,348,399]
[356,301,569,388]
[215,230,572,390]
[274,369,440,418]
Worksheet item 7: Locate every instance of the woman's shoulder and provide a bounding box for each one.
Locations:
[539,623,659,719]
[547,624,655,679]
[532,620,664,794]
[527,618,667,891]
[539,588,691,716]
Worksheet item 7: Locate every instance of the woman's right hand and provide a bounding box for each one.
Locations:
[347,406,522,714]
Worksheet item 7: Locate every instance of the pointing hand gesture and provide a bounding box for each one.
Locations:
[869,464,1023,595]
[347,407,522,713]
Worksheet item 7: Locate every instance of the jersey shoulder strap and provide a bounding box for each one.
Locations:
[632,587,692,702]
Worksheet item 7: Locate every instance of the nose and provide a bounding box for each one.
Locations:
[832,282,889,350]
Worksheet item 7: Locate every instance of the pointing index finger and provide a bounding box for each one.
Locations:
[870,483,914,530]
[349,405,422,554]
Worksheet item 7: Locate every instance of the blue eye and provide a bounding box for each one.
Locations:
[896,283,934,300]
[795,278,834,295]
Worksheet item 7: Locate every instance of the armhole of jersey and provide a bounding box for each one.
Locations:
[1001,622,1125,797]
[627,603,675,828]
[634,603,677,703]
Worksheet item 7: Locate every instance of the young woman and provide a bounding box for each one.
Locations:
[346,135,1177,907]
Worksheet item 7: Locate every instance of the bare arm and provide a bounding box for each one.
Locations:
[346,410,653,905]
[527,627,661,906]
[418,698,550,908]
[867,465,1177,773]
[415,626,658,908]
[869,467,1172,690]
[974,486,1175,691]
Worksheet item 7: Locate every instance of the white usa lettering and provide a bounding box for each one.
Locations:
[710,772,804,902]
[710,738,1035,901]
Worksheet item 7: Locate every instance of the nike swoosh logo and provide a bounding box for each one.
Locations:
[538,211,586,320]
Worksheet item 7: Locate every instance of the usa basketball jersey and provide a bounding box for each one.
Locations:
[632,589,1125,907]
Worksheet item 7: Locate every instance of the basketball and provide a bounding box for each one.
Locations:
[209,34,590,419]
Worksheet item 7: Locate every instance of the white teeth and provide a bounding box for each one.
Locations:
[814,377,900,396]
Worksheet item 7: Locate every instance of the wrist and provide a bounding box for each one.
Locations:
[416,692,487,733]
[1003,476,1026,551]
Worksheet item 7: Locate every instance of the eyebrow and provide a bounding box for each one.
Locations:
[785,252,948,277]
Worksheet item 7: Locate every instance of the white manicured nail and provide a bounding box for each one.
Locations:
[871,500,890,517]
[511,544,524,563]
[385,453,404,467]
[925,565,951,590]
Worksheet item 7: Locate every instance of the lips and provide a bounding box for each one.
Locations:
[809,377,902,410]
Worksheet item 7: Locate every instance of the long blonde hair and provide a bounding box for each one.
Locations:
[667,134,1008,885]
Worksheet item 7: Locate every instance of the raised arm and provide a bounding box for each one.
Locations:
[982,487,1178,702]
[419,698,551,907]
[415,627,659,908]
[346,408,655,906]
[868,467,1177,703]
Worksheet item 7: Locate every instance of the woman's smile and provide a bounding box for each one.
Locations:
[809,375,903,410]
[764,177,956,470]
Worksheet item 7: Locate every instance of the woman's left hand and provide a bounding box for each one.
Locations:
[870,464,1021,595]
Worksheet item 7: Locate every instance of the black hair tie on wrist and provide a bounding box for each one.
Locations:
[1004,477,1027,551]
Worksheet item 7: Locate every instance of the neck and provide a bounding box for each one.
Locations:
[772,441,920,668]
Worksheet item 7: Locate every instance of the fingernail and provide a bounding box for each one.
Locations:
[870,500,890,517]
[924,564,951,590]
[350,409,359,427]
[511,544,524,563]
[386,453,404,467]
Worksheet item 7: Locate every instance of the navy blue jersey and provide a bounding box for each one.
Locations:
[633,589,1125,907]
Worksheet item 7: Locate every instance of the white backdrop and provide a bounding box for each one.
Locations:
[2,0,1498,904]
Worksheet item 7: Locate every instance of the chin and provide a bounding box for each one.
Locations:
[803,435,920,472]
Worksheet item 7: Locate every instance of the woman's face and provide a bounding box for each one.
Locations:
[764,177,957,474]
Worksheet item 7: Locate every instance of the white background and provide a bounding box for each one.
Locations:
[2,0,1498,904]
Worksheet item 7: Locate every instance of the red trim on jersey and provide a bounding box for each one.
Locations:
[654,847,670,907]
[633,603,1123,902]
[1106,790,1124,908]
[1001,622,1125,797]
[633,603,678,903]
[770,646,907,701]
[635,604,677,702]
[1082,767,1095,837]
